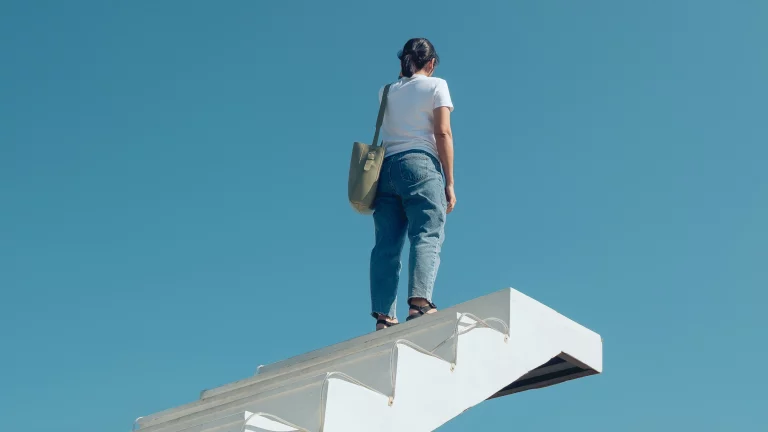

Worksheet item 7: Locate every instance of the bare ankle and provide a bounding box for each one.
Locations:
[409,298,429,307]
[377,313,398,323]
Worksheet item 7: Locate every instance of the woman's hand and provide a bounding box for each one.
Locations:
[445,185,457,214]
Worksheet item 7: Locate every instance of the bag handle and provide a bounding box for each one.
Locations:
[371,84,392,147]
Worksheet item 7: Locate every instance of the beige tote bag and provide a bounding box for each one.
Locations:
[348,84,391,214]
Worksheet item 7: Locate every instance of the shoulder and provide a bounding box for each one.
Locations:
[427,77,448,85]
[379,81,398,97]
[425,77,450,91]
[428,77,454,111]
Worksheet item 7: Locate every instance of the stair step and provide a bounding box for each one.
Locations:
[134,288,602,432]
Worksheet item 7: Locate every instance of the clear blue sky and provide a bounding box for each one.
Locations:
[1,1,766,430]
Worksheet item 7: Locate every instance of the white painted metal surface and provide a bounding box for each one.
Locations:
[134,288,602,432]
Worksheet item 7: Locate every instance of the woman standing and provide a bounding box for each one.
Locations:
[371,38,456,331]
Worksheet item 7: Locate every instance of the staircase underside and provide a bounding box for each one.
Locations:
[492,352,598,398]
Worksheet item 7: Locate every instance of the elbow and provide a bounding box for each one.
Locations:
[435,130,453,139]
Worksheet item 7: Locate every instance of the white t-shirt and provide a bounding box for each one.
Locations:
[378,74,454,159]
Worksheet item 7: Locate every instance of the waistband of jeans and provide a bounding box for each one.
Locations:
[384,149,437,161]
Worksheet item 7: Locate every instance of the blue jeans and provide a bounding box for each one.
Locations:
[370,150,447,319]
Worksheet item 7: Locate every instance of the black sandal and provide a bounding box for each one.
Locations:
[373,313,398,331]
[406,302,437,321]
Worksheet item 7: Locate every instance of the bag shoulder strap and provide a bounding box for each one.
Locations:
[371,84,392,147]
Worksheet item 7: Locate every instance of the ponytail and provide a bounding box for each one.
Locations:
[400,52,418,77]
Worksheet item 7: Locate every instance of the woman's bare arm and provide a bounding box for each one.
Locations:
[434,106,456,213]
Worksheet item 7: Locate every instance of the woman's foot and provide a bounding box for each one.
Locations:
[375,313,399,331]
[406,298,437,321]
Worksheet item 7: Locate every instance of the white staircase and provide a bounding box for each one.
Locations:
[133,288,602,432]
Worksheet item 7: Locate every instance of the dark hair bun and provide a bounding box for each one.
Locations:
[398,38,439,78]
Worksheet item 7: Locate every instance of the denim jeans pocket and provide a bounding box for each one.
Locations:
[398,155,429,184]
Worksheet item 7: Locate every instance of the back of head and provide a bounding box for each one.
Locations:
[398,38,440,78]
